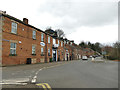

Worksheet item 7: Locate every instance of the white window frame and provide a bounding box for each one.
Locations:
[58,40,59,46]
[41,47,44,55]
[67,41,69,44]
[32,45,36,54]
[41,33,44,42]
[10,43,16,54]
[53,38,56,44]
[11,22,17,34]
[61,41,63,47]
[33,30,36,39]
[48,36,50,43]
[64,41,66,44]
[48,49,50,55]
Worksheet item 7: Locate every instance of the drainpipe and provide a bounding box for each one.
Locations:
[0,13,2,66]
[45,34,47,63]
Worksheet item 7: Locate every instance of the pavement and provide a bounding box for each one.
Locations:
[1,58,119,89]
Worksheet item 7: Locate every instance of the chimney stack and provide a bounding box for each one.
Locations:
[23,18,28,24]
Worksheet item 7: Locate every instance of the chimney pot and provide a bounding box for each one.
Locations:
[23,18,28,24]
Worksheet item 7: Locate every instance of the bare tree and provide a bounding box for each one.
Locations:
[55,29,65,38]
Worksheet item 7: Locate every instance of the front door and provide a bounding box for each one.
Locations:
[53,50,57,61]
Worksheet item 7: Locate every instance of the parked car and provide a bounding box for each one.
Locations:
[89,56,93,58]
[82,56,88,60]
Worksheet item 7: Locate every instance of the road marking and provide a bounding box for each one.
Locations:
[0,82,27,85]
[2,78,29,83]
[31,63,66,84]
[36,83,52,90]
[31,75,37,83]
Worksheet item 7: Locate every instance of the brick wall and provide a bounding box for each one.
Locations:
[0,14,2,66]
[2,16,46,66]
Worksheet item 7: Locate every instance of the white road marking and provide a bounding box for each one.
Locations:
[31,64,65,83]
[0,82,27,85]
[2,78,29,83]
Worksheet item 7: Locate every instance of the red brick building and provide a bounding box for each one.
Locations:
[0,11,95,66]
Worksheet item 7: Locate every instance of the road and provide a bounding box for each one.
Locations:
[2,57,119,89]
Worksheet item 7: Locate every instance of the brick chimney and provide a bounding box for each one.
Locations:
[23,18,28,24]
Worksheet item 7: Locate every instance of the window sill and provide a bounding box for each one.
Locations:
[32,54,36,56]
[33,39,36,40]
[11,32,17,35]
[9,54,17,56]
[41,54,44,56]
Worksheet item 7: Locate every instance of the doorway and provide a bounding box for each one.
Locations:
[52,49,57,61]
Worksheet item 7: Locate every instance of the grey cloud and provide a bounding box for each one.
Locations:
[38,0,117,33]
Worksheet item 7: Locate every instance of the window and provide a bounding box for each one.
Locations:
[41,33,44,42]
[61,41,63,47]
[11,22,17,34]
[67,41,69,44]
[71,42,73,45]
[64,41,66,44]
[58,50,60,55]
[58,40,59,46]
[33,30,36,39]
[10,43,16,55]
[48,36,50,43]
[53,38,56,44]
[41,47,44,55]
[48,49,50,56]
[32,45,36,55]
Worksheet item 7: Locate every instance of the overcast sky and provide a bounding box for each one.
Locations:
[0,0,118,45]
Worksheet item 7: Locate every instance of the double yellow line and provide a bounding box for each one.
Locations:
[36,83,52,90]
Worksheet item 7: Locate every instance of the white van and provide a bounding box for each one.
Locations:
[82,56,88,60]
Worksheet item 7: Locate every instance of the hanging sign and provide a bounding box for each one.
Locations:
[40,42,45,46]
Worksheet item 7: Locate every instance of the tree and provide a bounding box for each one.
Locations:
[79,41,88,48]
[105,42,120,60]
[55,29,65,38]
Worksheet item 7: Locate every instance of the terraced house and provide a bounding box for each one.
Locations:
[0,11,87,66]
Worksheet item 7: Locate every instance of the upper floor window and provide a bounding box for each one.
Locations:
[70,42,73,45]
[48,36,50,43]
[10,43,16,55]
[32,45,36,55]
[64,41,66,44]
[61,41,63,47]
[67,41,69,44]
[41,33,44,42]
[11,22,17,34]
[48,49,50,56]
[33,30,36,39]
[58,40,59,46]
[53,38,56,44]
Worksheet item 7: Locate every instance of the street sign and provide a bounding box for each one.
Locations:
[40,42,45,46]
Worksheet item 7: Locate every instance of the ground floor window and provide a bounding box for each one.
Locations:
[41,47,44,56]
[48,49,50,56]
[32,45,36,55]
[10,42,16,55]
